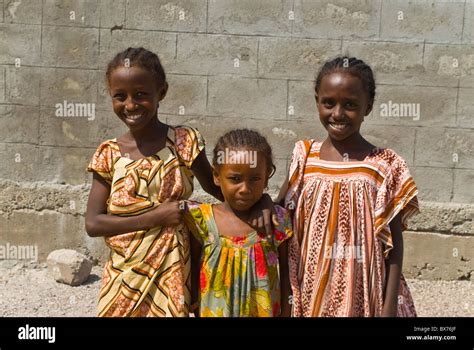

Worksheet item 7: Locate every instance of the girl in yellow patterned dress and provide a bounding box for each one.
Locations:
[183,129,293,317]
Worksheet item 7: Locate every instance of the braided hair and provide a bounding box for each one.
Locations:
[106,47,167,89]
[315,56,376,105]
[212,129,276,179]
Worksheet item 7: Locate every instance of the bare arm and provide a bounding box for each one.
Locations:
[191,149,223,202]
[381,213,403,317]
[190,234,202,317]
[278,240,291,317]
[85,172,182,237]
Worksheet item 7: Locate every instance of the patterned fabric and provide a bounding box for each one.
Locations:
[183,202,293,317]
[286,140,419,317]
[87,125,205,317]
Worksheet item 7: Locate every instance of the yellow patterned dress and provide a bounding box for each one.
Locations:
[87,125,204,317]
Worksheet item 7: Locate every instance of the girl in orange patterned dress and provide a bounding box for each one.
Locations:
[85,48,274,317]
[277,57,418,317]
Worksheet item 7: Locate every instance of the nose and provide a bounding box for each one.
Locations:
[239,181,252,195]
[125,96,138,112]
[331,104,344,120]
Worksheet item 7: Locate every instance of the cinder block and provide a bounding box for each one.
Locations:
[0,0,3,23]
[208,0,292,36]
[380,0,464,43]
[289,80,319,121]
[159,74,207,116]
[39,107,124,148]
[41,26,99,69]
[414,128,474,169]
[0,143,39,181]
[39,145,96,185]
[3,0,42,24]
[412,167,453,202]
[342,40,425,86]
[5,66,41,105]
[99,0,125,28]
[98,29,177,72]
[43,0,99,27]
[0,66,4,103]
[208,76,287,120]
[0,105,39,143]
[453,169,474,203]
[39,68,98,108]
[404,231,474,280]
[361,124,416,165]
[457,88,474,128]
[175,33,258,77]
[258,37,342,80]
[424,43,474,88]
[293,0,382,39]
[463,0,473,43]
[0,23,41,65]
[369,85,457,127]
[125,0,206,32]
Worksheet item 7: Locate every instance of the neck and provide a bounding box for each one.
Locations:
[325,132,367,154]
[129,116,165,142]
[221,202,250,222]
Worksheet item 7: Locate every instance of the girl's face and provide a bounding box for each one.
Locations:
[213,151,268,213]
[108,66,168,131]
[316,71,372,142]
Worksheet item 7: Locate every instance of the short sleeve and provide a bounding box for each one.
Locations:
[374,153,420,256]
[174,126,206,169]
[272,205,293,247]
[182,200,209,244]
[284,140,313,211]
[86,141,115,185]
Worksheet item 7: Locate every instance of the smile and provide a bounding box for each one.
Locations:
[124,113,143,121]
[329,122,349,131]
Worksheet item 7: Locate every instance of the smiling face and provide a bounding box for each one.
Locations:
[108,66,168,131]
[213,151,268,212]
[316,71,373,142]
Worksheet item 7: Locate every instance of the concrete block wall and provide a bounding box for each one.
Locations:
[0,0,472,280]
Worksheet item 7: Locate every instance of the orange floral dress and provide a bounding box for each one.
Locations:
[87,125,204,317]
[286,140,419,317]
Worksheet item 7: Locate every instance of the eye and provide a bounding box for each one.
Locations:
[321,99,335,108]
[228,176,240,182]
[136,92,147,98]
[113,93,126,101]
[346,101,358,109]
[250,176,262,182]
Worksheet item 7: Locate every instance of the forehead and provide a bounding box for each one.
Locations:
[108,66,157,89]
[318,71,366,97]
[218,151,268,174]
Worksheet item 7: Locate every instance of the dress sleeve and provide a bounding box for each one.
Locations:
[272,205,293,248]
[284,140,312,211]
[86,141,114,185]
[374,153,420,256]
[182,200,209,244]
[174,126,206,169]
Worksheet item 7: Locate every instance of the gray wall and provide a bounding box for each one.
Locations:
[0,0,473,279]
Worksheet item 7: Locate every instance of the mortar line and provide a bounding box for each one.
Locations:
[206,0,209,33]
[377,0,383,39]
[461,0,467,42]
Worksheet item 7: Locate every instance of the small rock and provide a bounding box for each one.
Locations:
[47,249,92,286]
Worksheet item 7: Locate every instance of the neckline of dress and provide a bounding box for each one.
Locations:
[313,141,381,165]
[113,125,174,161]
[208,204,258,241]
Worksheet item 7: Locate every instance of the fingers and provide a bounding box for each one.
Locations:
[272,213,279,227]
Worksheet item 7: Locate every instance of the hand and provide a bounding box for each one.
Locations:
[248,194,279,236]
[146,198,183,227]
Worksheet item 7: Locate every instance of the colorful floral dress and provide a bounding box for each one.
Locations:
[86,125,204,317]
[286,140,419,317]
[183,202,293,317]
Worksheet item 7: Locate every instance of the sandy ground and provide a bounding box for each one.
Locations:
[0,260,472,317]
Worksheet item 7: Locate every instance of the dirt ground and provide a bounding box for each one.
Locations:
[0,260,472,317]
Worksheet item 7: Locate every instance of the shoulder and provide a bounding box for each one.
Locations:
[173,125,204,142]
[371,148,408,169]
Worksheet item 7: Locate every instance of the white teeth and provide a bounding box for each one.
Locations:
[125,114,142,120]
[330,123,348,130]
